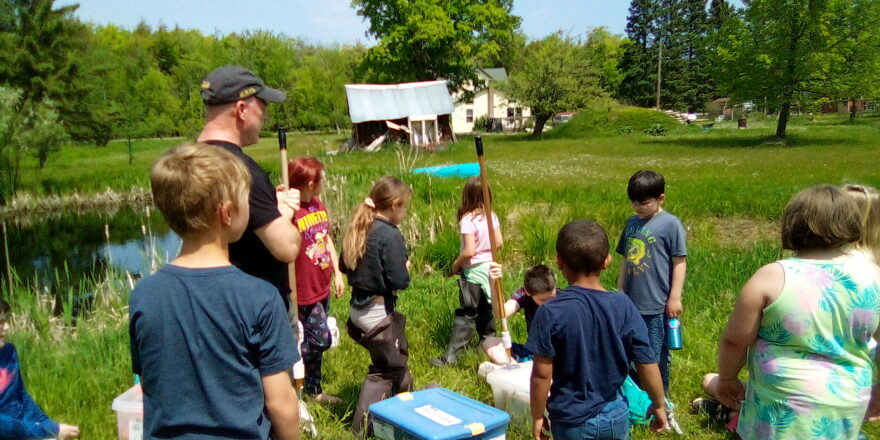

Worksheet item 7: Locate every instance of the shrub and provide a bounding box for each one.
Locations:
[644,123,668,136]
[472,115,491,132]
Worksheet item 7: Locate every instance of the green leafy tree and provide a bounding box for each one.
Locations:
[351,0,520,91]
[584,27,627,95]
[0,87,67,204]
[503,34,605,137]
[291,45,363,131]
[712,0,880,138]
[134,67,181,137]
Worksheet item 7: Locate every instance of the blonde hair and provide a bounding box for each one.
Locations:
[841,184,880,263]
[151,142,251,237]
[342,176,412,269]
[781,185,861,252]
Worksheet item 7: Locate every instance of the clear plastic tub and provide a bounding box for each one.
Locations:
[485,362,532,423]
[111,384,143,440]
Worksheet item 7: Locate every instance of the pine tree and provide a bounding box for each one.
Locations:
[619,0,661,107]
[1,0,80,103]
[708,0,734,29]
[620,0,714,111]
[662,0,712,111]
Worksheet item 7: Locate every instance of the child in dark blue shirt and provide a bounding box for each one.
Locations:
[130,143,300,440]
[526,220,667,439]
[0,299,79,440]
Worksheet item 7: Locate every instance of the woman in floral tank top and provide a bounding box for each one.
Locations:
[716,185,880,440]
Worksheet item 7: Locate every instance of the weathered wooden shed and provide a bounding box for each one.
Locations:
[345,80,455,149]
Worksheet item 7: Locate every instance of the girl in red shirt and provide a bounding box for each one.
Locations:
[288,157,345,404]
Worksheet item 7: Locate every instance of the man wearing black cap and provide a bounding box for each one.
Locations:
[198,66,301,308]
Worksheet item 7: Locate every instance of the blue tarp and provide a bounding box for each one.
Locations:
[412,163,480,178]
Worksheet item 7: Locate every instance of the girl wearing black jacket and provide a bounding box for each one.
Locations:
[340,176,413,435]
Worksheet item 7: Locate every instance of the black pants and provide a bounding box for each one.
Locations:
[346,311,414,436]
[455,278,496,340]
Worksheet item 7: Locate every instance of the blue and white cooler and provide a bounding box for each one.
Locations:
[369,388,510,440]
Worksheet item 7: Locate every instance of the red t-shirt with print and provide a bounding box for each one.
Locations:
[293,197,333,305]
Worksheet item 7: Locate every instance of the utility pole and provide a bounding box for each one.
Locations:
[656,40,663,110]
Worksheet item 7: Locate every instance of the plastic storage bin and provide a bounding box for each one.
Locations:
[369,388,509,440]
[485,362,532,424]
[111,384,144,440]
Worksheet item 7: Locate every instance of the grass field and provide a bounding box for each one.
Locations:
[4,113,880,439]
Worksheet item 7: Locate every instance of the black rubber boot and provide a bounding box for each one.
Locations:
[430,316,475,367]
[351,373,393,437]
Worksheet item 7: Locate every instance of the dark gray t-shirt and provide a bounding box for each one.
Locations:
[129,264,298,439]
[615,211,687,314]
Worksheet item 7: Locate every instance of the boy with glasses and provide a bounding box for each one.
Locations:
[616,170,687,394]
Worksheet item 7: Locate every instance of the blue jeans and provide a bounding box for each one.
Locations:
[551,395,631,440]
[641,313,670,393]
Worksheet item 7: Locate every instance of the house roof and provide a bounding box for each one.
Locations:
[344,80,454,124]
[480,68,508,82]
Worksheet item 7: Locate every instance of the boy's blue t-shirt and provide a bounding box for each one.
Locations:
[0,343,60,439]
[525,286,655,424]
[616,211,687,314]
[129,264,298,440]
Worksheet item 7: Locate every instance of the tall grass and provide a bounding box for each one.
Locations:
[4,114,880,439]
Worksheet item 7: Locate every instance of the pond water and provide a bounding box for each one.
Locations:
[2,207,181,292]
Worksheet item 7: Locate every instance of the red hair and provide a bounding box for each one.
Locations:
[288,157,325,190]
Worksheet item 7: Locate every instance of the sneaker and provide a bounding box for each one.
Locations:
[691,397,727,423]
[477,361,501,377]
[313,393,342,404]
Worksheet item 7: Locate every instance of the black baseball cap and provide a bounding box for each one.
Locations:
[200,66,286,106]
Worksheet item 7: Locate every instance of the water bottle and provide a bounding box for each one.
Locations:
[666,317,683,350]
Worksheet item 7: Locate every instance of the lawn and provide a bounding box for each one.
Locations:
[5,114,880,439]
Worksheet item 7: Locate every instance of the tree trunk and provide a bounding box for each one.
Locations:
[776,100,791,138]
[850,98,858,121]
[531,114,551,137]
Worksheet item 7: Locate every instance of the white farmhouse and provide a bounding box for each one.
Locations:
[451,67,531,134]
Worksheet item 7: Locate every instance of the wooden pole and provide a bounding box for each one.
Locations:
[278,127,304,391]
[656,40,663,110]
[474,136,511,361]
[2,221,12,295]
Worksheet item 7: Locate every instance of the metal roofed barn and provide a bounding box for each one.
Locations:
[344,80,456,151]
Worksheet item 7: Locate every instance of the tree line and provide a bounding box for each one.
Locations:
[1,0,879,202]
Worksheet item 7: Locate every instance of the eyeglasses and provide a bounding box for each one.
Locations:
[631,199,657,207]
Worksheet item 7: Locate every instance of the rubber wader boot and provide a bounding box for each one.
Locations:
[351,374,393,437]
[430,315,475,367]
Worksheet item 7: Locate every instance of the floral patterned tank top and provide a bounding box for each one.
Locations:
[738,257,880,440]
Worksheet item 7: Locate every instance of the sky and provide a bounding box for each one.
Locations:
[58,0,634,45]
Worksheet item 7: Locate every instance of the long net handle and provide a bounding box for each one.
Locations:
[475,137,511,361]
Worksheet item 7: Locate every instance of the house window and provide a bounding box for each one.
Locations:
[466,109,473,123]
